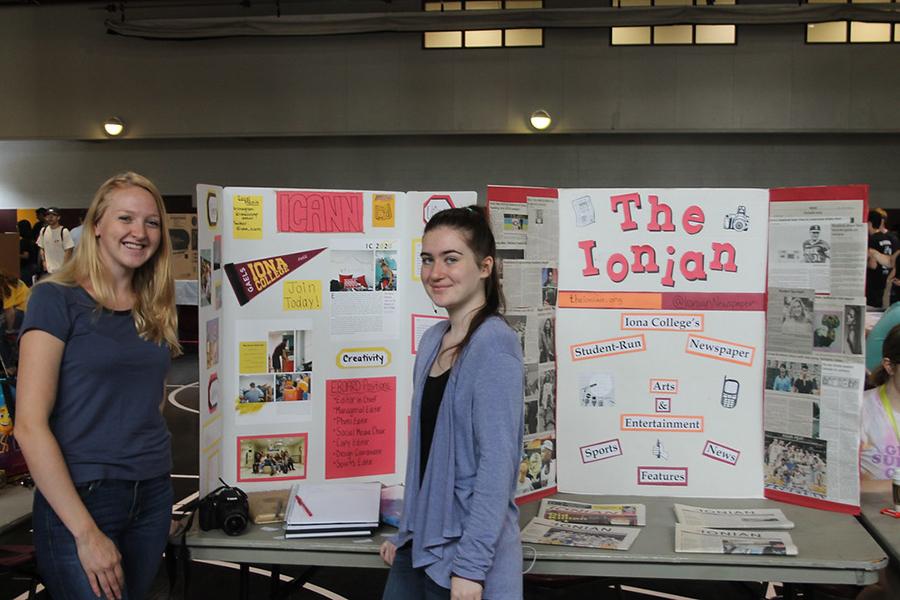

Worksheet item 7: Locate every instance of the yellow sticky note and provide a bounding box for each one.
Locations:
[283,280,322,311]
[239,341,267,373]
[233,195,263,239]
[373,194,395,228]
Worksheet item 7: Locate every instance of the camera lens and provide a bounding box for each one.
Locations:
[222,512,248,536]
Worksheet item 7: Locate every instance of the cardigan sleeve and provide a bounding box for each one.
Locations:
[450,341,524,581]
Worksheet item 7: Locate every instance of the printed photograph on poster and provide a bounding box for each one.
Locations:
[781,296,813,337]
[525,399,539,436]
[200,249,212,307]
[505,213,528,233]
[237,433,307,482]
[330,249,374,292]
[268,330,313,373]
[214,281,222,310]
[206,318,219,369]
[844,305,863,355]
[213,236,221,270]
[764,359,820,395]
[764,431,827,499]
[524,363,539,400]
[508,315,527,355]
[237,374,274,404]
[772,224,831,266]
[538,368,556,432]
[539,315,555,363]
[374,251,397,291]
[580,373,615,407]
[542,268,558,307]
[812,310,843,352]
[497,249,524,281]
[518,434,556,496]
[275,372,311,402]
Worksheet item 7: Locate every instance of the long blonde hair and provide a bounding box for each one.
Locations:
[44,172,181,354]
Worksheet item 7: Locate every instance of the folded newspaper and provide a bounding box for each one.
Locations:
[521,517,641,551]
[675,525,798,555]
[673,504,794,530]
[538,498,646,527]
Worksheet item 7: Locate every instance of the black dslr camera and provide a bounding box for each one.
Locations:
[198,478,249,536]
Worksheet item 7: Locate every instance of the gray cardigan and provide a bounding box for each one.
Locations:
[391,315,524,598]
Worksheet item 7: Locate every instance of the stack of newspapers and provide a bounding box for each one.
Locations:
[673,504,798,556]
[520,498,645,551]
[284,481,381,539]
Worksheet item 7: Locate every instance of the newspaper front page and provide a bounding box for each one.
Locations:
[675,525,798,555]
[538,498,646,527]
[521,517,641,550]
[673,504,794,529]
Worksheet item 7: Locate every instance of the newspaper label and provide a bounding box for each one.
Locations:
[637,466,688,486]
[580,439,623,464]
[621,313,704,332]
[702,440,740,466]
[570,335,646,362]
[685,334,755,366]
[621,414,703,432]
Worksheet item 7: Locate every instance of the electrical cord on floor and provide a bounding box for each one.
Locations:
[521,545,538,574]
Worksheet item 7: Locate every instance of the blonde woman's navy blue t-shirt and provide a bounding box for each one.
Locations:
[21,283,172,483]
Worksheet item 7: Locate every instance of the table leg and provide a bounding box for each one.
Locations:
[239,563,249,600]
[270,564,281,596]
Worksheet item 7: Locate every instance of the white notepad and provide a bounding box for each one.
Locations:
[285,481,381,527]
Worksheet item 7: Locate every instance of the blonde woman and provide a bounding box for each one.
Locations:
[15,173,180,600]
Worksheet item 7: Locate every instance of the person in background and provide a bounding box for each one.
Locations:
[69,215,85,247]
[36,207,74,275]
[380,206,523,600]
[867,210,897,308]
[14,172,180,600]
[18,220,40,286]
[0,269,29,372]
[858,324,900,599]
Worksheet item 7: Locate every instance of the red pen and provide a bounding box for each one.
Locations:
[295,495,313,517]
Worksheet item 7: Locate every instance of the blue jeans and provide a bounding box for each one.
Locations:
[383,545,451,600]
[33,474,173,600]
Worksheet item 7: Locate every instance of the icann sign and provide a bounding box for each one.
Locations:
[335,347,392,369]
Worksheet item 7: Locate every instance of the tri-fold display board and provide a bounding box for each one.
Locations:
[198,183,867,514]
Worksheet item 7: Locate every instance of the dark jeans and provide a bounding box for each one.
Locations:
[383,545,451,600]
[33,474,173,600]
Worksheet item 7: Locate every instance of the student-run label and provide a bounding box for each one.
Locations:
[570,335,646,362]
[580,439,623,464]
[702,440,741,466]
[637,467,688,486]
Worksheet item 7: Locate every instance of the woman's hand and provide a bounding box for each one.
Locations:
[451,575,483,600]
[75,528,124,600]
[379,540,397,566]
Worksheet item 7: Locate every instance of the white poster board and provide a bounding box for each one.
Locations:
[555,188,769,497]
[197,186,475,496]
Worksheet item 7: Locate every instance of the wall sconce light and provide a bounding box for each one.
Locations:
[529,110,552,131]
[103,117,125,137]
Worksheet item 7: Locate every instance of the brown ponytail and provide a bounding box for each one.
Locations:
[872,323,900,387]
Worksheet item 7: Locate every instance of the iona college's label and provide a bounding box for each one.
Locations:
[336,348,392,369]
